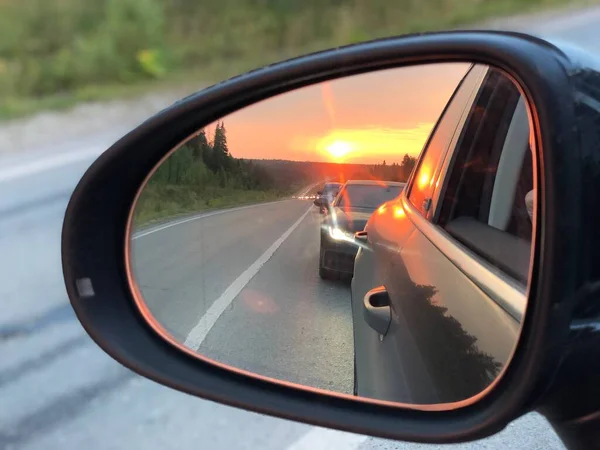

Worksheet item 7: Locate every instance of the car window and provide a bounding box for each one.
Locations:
[323,183,341,199]
[336,184,404,209]
[324,183,341,193]
[407,64,485,217]
[436,68,533,283]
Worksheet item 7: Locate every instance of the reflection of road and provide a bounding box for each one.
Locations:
[132,200,354,394]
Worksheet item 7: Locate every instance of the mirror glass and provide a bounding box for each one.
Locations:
[128,62,535,406]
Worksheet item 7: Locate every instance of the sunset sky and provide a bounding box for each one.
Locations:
[204,62,471,164]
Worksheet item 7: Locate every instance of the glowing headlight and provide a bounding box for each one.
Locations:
[328,226,350,241]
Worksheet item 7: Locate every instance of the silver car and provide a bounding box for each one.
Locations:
[351,63,533,403]
[319,180,405,280]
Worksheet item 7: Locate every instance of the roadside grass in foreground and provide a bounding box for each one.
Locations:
[0,0,591,120]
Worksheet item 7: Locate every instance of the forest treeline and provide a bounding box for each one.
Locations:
[134,121,288,225]
[134,121,419,225]
[149,122,277,191]
[254,155,417,187]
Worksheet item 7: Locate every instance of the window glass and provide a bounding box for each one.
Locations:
[336,184,404,210]
[408,65,482,217]
[437,68,533,283]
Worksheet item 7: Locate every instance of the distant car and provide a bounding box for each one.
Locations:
[318,180,405,280]
[314,182,342,213]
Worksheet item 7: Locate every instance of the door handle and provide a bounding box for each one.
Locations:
[354,231,368,242]
[363,286,391,336]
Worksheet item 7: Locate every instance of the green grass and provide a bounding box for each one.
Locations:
[0,52,309,119]
[0,0,594,121]
[133,184,290,228]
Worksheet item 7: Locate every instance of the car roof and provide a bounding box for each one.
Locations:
[343,180,406,186]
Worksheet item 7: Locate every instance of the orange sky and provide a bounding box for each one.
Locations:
[205,63,470,164]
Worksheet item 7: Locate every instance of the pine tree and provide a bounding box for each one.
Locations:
[212,121,231,170]
[191,128,211,163]
[218,122,230,158]
[400,154,417,181]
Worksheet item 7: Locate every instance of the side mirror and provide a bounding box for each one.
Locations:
[317,190,323,195]
[62,31,599,448]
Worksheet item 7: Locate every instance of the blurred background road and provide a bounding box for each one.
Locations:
[2,4,600,449]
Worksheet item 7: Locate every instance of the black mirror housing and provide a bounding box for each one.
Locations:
[61,31,600,448]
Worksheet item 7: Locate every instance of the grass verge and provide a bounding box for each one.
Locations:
[133,185,291,229]
[0,0,593,121]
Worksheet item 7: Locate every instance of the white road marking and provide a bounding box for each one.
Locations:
[0,148,104,184]
[183,205,312,350]
[132,200,291,239]
[287,427,368,450]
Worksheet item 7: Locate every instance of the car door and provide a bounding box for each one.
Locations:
[352,63,488,402]
[367,66,532,405]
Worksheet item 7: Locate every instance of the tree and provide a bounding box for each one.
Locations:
[404,283,502,402]
[188,128,211,163]
[400,154,417,181]
[211,121,231,170]
[143,119,278,194]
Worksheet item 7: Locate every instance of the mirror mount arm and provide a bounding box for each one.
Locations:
[547,411,600,450]
[536,331,600,450]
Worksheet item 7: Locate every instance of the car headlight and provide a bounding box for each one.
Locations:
[328,226,353,241]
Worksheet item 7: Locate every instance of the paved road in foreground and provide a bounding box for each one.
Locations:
[6,5,600,449]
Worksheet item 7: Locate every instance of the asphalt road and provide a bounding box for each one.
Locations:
[5,5,600,449]
[132,200,354,394]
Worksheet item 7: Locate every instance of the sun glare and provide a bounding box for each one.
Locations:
[418,171,430,189]
[326,140,353,160]
[313,125,433,163]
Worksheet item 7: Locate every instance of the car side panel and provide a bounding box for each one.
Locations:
[352,65,488,403]
[352,201,438,402]
[386,225,520,404]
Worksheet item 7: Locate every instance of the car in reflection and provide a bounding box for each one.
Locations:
[319,180,405,280]
[314,182,342,213]
[351,64,533,404]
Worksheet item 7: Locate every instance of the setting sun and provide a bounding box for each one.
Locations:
[326,140,353,159]
[312,125,433,163]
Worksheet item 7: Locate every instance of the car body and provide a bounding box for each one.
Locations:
[319,180,405,279]
[351,63,533,403]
